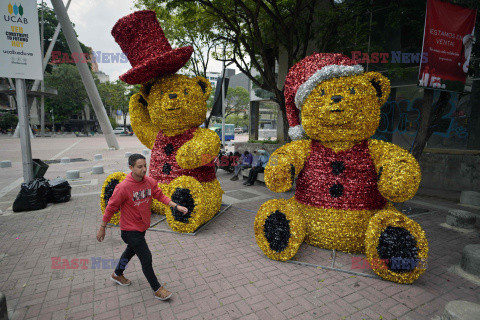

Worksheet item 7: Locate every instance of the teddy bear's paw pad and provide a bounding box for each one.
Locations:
[264,210,291,252]
[170,188,195,223]
[254,199,306,261]
[164,176,206,233]
[100,172,127,225]
[365,212,428,283]
[378,227,419,273]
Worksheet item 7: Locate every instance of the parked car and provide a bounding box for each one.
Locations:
[234,127,244,134]
[113,127,132,135]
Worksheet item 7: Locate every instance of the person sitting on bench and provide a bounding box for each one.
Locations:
[231,151,253,181]
[243,150,269,186]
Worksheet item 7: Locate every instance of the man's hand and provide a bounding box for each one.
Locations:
[176,205,188,215]
[97,227,106,242]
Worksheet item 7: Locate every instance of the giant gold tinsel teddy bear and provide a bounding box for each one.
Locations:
[100,10,222,233]
[254,53,428,283]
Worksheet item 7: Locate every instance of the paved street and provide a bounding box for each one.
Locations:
[0,135,479,319]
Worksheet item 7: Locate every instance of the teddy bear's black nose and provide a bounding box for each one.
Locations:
[331,95,343,103]
[169,93,177,99]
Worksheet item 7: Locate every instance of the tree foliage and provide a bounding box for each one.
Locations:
[0,113,18,130]
[38,3,91,74]
[44,64,90,126]
[225,86,249,118]
[98,80,131,128]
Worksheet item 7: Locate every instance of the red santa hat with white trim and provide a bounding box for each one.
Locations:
[284,53,364,140]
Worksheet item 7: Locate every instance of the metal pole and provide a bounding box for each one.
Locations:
[13,0,72,138]
[366,9,372,72]
[16,79,34,183]
[40,0,45,137]
[50,0,119,149]
[221,46,226,149]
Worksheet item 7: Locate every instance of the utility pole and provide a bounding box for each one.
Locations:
[221,46,226,149]
[40,0,45,137]
[16,79,34,182]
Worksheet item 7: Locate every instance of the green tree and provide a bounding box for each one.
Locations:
[38,3,91,74]
[45,64,91,132]
[0,113,18,131]
[225,86,249,118]
[98,80,131,129]
[226,113,248,128]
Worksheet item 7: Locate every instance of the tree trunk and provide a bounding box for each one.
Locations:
[411,88,434,160]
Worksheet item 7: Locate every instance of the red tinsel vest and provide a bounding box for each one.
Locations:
[295,140,387,210]
[149,128,216,184]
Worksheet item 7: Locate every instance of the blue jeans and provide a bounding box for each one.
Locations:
[114,230,161,292]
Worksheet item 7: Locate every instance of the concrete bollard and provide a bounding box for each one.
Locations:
[0,160,11,168]
[125,152,132,158]
[94,154,103,161]
[0,291,7,320]
[60,157,70,164]
[460,244,480,277]
[142,149,150,156]
[442,300,480,320]
[460,191,480,207]
[92,165,104,174]
[66,170,80,179]
[446,209,477,229]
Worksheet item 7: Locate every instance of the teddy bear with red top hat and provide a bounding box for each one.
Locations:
[100,10,223,233]
[254,52,428,284]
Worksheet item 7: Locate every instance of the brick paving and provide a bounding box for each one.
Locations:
[0,135,479,320]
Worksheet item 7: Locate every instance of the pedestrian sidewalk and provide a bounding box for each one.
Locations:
[0,136,479,320]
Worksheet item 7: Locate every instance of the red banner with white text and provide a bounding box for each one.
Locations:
[419,0,477,92]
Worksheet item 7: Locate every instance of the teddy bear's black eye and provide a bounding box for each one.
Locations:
[321,89,325,96]
[350,88,355,94]
[160,90,164,95]
[184,89,188,95]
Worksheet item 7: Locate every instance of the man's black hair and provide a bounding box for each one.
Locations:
[128,153,146,167]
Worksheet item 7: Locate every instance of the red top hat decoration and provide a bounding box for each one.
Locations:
[112,10,193,85]
[284,53,364,140]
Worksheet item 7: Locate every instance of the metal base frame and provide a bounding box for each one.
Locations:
[148,204,232,236]
[286,249,381,280]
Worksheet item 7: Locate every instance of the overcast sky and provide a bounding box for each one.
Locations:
[41,0,225,81]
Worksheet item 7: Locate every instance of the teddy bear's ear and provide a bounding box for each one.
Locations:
[193,76,212,99]
[135,81,154,108]
[138,81,154,103]
[363,72,391,106]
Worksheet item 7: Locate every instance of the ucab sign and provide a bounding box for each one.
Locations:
[0,1,43,80]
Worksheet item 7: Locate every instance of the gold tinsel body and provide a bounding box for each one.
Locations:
[119,74,222,233]
[256,68,428,283]
[100,172,127,226]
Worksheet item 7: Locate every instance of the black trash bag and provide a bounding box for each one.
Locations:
[12,178,49,212]
[47,177,71,203]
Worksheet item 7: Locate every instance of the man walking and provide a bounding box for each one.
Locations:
[97,154,188,301]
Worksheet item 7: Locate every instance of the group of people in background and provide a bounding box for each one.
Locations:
[229,149,270,186]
